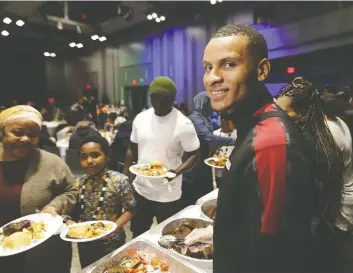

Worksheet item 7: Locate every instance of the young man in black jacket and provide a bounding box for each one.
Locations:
[203,24,316,273]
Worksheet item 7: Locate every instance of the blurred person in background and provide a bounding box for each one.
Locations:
[104,112,118,132]
[124,76,200,238]
[212,114,237,186]
[183,92,236,205]
[0,105,78,273]
[69,120,100,151]
[323,95,353,271]
[179,103,188,116]
[276,77,346,273]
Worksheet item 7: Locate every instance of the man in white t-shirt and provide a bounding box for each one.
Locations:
[124,76,200,237]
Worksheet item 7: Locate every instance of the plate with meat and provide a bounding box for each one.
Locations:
[0,213,63,257]
[129,161,176,179]
[200,199,217,221]
[158,218,213,264]
[60,221,117,242]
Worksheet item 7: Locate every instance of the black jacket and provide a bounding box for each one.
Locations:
[214,91,316,273]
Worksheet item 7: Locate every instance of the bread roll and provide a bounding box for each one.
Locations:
[1,232,32,249]
[150,160,163,168]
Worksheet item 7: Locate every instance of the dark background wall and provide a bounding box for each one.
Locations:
[0,38,46,106]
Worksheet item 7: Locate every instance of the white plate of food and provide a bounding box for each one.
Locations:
[0,213,63,257]
[204,156,228,169]
[129,161,176,179]
[60,221,117,243]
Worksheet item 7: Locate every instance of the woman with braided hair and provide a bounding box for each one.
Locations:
[276,77,346,273]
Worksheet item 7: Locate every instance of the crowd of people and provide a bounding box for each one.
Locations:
[0,23,353,273]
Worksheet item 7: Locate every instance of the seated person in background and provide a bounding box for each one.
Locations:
[38,125,57,149]
[104,112,118,132]
[213,114,237,186]
[56,109,83,141]
[69,135,136,268]
[69,121,100,150]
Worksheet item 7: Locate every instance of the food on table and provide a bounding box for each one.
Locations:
[103,250,169,273]
[159,222,214,260]
[207,156,228,167]
[0,220,46,250]
[205,204,217,220]
[66,222,113,239]
[134,161,167,177]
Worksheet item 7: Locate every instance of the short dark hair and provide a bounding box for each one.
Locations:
[212,24,268,64]
[80,135,112,157]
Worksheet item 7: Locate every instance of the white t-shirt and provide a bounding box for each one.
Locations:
[212,129,237,177]
[326,117,353,230]
[131,108,200,202]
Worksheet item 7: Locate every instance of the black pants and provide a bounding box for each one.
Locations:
[78,232,126,269]
[130,191,182,238]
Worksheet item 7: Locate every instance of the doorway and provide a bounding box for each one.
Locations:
[124,85,149,116]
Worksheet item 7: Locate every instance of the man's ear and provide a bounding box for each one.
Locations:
[257,58,271,82]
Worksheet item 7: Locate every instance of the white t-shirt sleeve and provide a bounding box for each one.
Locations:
[179,120,200,152]
[130,117,139,143]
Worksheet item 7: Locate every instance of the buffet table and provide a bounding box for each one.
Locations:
[82,188,219,273]
[196,189,218,206]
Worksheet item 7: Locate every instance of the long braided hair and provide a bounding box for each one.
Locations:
[278,77,344,222]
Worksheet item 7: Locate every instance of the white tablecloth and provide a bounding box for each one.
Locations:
[43,121,65,137]
[196,189,219,205]
[56,139,69,159]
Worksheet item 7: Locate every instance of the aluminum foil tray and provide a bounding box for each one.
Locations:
[82,238,205,273]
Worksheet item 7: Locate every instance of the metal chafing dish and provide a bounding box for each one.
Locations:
[160,218,213,266]
[200,198,217,222]
[82,238,205,273]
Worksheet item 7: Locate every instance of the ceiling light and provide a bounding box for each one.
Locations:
[69,42,76,48]
[99,36,106,42]
[44,52,50,57]
[91,35,99,40]
[155,18,161,23]
[50,53,56,57]
[16,20,25,27]
[152,13,157,18]
[160,16,165,21]
[218,0,223,2]
[210,0,217,4]
[1,30,9,36]
[3,17,12,24]
[76,43,83,48]
[147,15,152,20]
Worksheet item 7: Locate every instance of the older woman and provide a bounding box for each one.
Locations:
[0,105,78,273]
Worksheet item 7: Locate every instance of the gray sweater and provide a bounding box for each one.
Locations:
[20,149,78,216]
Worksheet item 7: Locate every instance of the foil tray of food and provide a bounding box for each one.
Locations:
[158,218,213,264]
[82,239,205,273]
[200,199,217,221]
